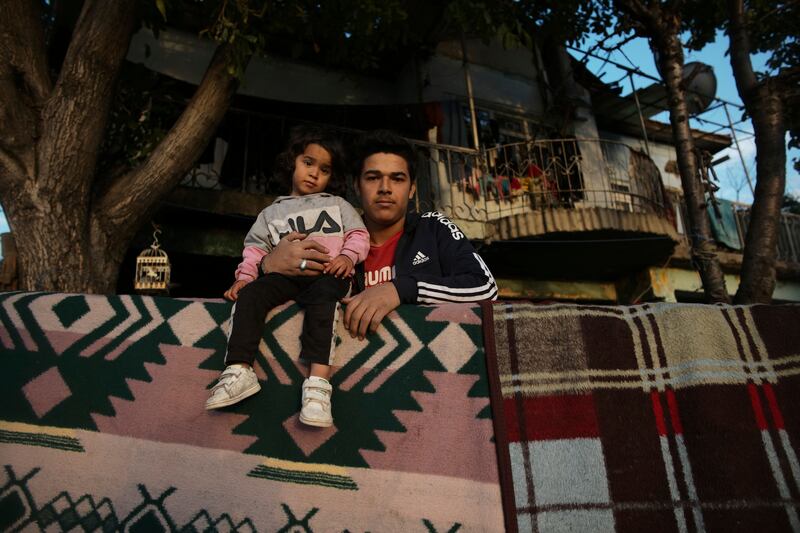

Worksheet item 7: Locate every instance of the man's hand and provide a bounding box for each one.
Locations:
[341,283,401,340]
[262,232,332,276]
[224,279,250,301]
[324,254,354,278]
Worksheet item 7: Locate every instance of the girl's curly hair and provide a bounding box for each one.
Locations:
[274,125,347,196]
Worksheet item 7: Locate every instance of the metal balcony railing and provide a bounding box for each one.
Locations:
[408,137,667,223]
[735,206,800,264]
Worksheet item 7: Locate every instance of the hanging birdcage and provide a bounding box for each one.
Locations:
[134,225,170,293]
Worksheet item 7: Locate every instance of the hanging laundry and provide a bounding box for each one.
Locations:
[442,101,469,148]
[495,175,511,200]
[482,175,498,200]
[527,163,545,178]
[423,102,445,143]
[509,177,524,197]
[465,163,482,198]
[707,198,743,250]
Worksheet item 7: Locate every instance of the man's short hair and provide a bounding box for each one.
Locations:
[351,130,417,182]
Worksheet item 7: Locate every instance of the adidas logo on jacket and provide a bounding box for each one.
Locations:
[355,212,498,304]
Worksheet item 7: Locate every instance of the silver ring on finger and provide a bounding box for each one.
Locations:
[299,259,308,271]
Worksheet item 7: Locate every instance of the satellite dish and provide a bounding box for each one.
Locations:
[631,61,717,118]
[682,62,717,115]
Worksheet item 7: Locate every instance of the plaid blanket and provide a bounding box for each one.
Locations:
[484,301,800,533]
[0,292,502,532]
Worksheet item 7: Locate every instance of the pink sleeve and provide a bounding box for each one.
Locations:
[235,246,269,282]
[339,228,370,265]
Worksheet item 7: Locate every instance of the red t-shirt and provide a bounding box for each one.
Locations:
[364,230,402,288]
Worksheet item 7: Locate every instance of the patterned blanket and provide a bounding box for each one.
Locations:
[484,302,800,533]
[0,292,502,532]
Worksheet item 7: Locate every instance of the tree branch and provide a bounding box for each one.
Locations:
[96,44,246,236]
[37,0,138,196]
[614,0,662,34]
[0,0,51,182]
[594,32,639,54]
[0,0,53,103]
[0,49,38,183]
[727,0,758,102]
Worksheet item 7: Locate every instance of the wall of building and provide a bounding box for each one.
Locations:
[128,28,413,106]
[648,266,800,303]
[599,131,683,190]
[423,38,546,117]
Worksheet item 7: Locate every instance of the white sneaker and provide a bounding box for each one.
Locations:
[205,364,261,410]
[299,376,333,427]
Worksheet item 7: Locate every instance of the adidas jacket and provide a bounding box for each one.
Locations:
[354,211,498,304]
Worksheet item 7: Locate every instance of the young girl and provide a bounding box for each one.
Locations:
[205,125,369,428]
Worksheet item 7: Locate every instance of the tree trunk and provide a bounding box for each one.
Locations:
[735,86,785,303]
[654,32,731,303]
[728,0,785,304]
[4,199,92,291]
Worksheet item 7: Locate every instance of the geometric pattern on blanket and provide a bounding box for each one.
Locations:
[484,301,800,533]
[0,292,502,532]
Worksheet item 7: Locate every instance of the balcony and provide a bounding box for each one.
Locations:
[672,200,800,276]
[410,138,680,243]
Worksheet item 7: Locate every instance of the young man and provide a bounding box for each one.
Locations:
[341,130,497,339]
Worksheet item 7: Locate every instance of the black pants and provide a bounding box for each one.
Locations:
[225,274,351,366]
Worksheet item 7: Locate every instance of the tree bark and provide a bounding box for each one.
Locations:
[728,0,785,304]
[0,0,50,182]
[615,0,730,303]
[0,0,247,294]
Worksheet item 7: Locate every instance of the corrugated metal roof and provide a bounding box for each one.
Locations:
[484,207,680,242]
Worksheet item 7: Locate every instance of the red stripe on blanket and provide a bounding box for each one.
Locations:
[762,383,786,430]
[747,382,768,430]
[650,390,667,436]
[504,394,599,441]
[665,388,684,435]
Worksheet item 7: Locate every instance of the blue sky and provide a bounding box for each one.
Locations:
[0,207,7,259]
[571,30,800,204]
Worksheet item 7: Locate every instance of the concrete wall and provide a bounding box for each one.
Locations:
[128,30,548,113]
[600,131,682,190]
[128,28,412,105]
[648,266,800,303]
[423,39,546,116]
